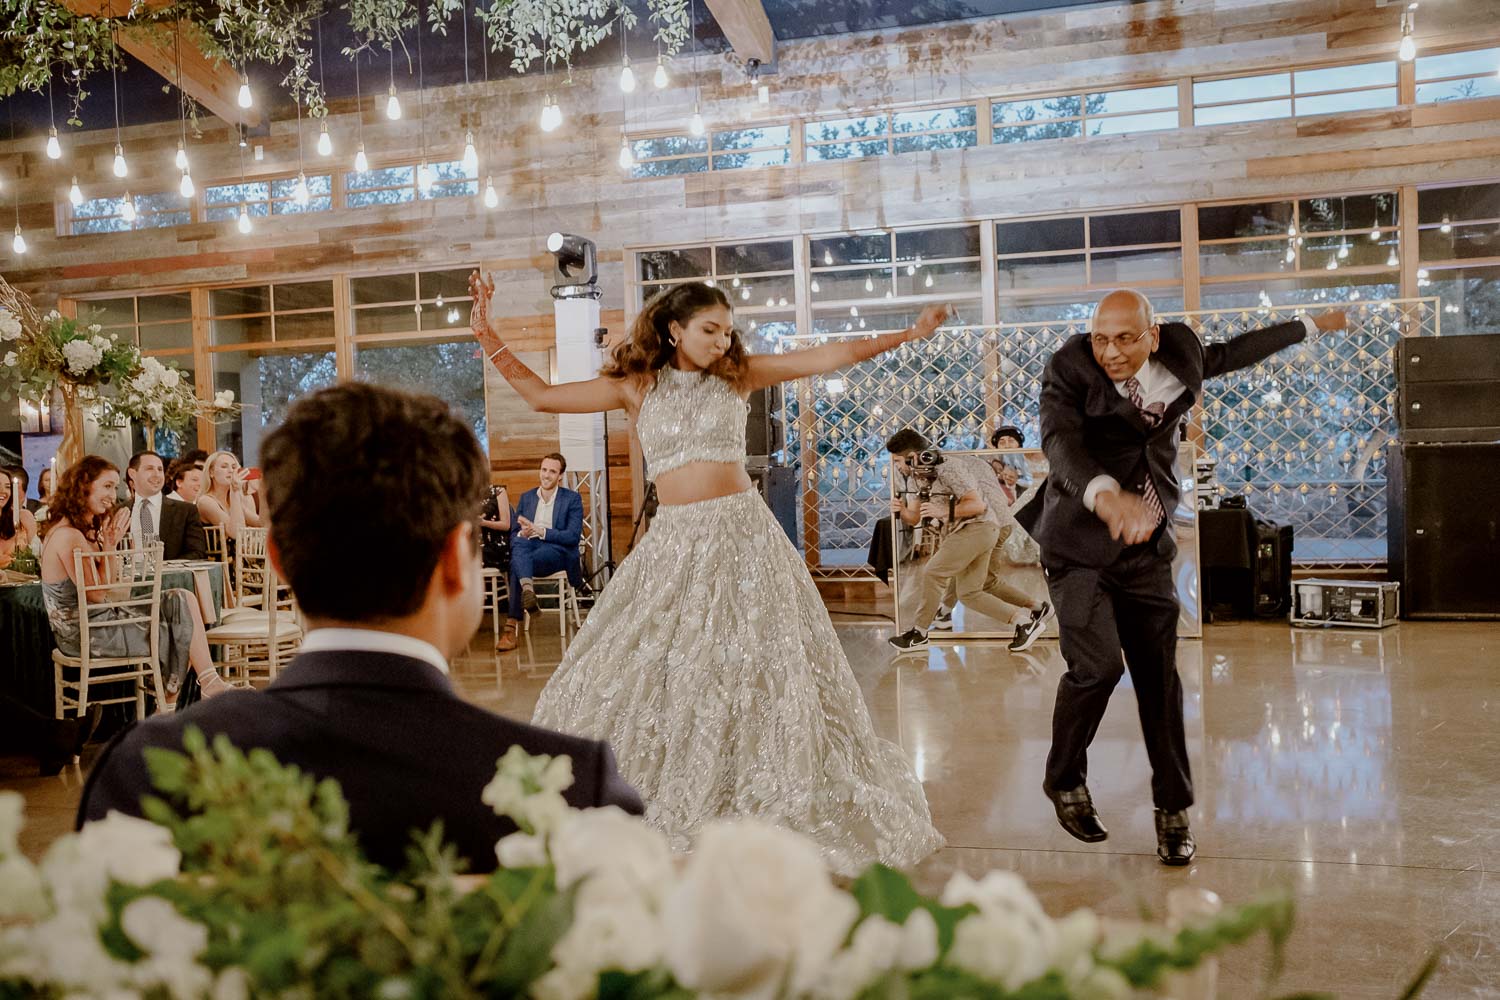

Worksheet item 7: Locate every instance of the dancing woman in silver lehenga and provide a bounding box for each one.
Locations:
[471,275,944,874]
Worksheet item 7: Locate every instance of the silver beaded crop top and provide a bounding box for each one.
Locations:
[636,366,749,476]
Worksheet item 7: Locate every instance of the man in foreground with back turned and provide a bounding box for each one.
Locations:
[79,383,643,871]
[1018,289,1345,866]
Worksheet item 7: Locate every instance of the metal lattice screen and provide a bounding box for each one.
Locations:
[784,299,1440,579]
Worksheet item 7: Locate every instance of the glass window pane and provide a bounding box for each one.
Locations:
[712,125,792,150]
[349,186,414,208]
[210,286,271,316]
[1194,99,1293,125]
[811,234,892,267]
[348,166,413,191]
[1294,61,1396,93]
[997,254,1088,290]
[207,202,270,223]
[353,304,422,337]
[809,267,893,300]
[72,217,130,235]
[891,105,976,132]
[806,140,888,161]
[1416,48,1500,81]
[354,340,487,443]
[895,226,982,262]
[1424,264,1500,336]
[1296,88,1397,116]
[74,195,124,218]
[632,134,709,159]
[1199,240,1295,279]
[138,293,191,324]
[996,216,1085,254]
[419,302,470,332]
[1091,210,1181,248]
[805,115,888,143]
[994,120,1080,143]
[419,269,474,302]
[1416,76,1500,103]
[425,179,478,200]
[84,298,137,328]
[1091,85,1178,114]
[811,305,925,336]
[631,157,709,178]
[273,282,335,311]
[351,273,418,305]
[1194,73,1290,105]
[992,95,1082,125]
[896,260,982,296]
[741,311,797,353]
[1198,274,1398,311]
[1199,201,1294,241]
[637,246,711,281]
[138,322,193,352]
[716,240,795,275]
[893,131,977,153]
[1420,223,1500,262]
[999,297,1097,324]
[726,274,797,308]
[141,210,189,229]
[1298,193,1398,234]
[1091,247,1183,284]
[273,310,335,341]
[1418,183,1500,225]
[1088,110,1179,136]
[214,350,338,467]
[211,315,273,346]
[712,148,790,170]
[205,181,269,205]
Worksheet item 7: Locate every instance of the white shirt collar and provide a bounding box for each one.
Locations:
[166,491,185,503]
[537,486,558,504]
[299,627,451,675]
[134,491,160,509]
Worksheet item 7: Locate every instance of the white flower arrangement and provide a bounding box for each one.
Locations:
[0,732,1346,1000]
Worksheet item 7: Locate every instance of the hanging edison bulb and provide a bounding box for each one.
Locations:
[416,162,433,195]
[174,141,189,171]
[45,128,61,160]
[68,177,83,207]
[293,171,311,206]
[688,104,705,137]
[653,56,669,89]
[461,130,479,172]
[317,122,333,157]
[386,85,403,120]
[179,171,195,198]
[237,75,253,109]
[354,142,370,173]
[618,136,635,170]
[112,144,128,178]
[619,56,636,93]
[483,175,499,208]
[12,225,26,255]
[120,193,137,223]
[237,202,253,234]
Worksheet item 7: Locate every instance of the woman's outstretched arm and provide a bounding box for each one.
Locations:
[470,271,627,414]
[739,304,951,393]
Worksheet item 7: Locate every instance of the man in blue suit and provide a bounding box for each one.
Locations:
[498,452,585,651]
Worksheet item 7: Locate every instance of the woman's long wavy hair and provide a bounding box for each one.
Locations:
[45,456,119,544]
[600,282,750,389]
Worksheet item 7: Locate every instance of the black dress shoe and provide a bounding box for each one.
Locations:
[1155,809,1196,866]
[1046,785,1108,843]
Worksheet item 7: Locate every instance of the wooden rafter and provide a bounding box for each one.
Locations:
[702,0,775,66]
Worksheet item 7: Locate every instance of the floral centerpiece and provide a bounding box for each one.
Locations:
[104,356,241,452]
[0,729,1417,1000]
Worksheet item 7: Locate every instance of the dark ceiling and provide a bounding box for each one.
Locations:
[1,0,1123,139]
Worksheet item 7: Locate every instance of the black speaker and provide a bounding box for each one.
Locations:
[750,465,798,547]
[746,384,784,466]
[1397,334,1500,443]
[1388,441,1500,619]
[1253,521,1293,618]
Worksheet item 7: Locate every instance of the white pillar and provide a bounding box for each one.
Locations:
[554,297,605,473]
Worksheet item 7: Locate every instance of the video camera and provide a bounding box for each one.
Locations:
[902,448,950,534]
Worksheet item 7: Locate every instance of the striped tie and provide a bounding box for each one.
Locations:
[1123,377,1167,528]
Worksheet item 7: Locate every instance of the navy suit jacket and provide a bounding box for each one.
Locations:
[77,650,644,871]
[513,487,584,553]
[1017,319,1307,569]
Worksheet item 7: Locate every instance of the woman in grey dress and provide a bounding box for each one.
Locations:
[41,455,228,707]
[470,274,948,875]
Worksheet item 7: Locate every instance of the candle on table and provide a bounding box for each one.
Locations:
[10,477,19,529]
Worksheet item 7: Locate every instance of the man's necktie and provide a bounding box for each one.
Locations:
[1122,377,1166,528]
[141,498,156,545]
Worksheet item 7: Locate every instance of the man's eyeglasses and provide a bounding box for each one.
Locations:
[1089,327,1153,353]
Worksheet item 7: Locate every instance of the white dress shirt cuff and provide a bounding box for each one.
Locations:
[537,526,547,539]
[1298,315,1319,339]
[1083,475,1121,513]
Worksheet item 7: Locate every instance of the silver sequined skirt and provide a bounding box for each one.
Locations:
[532,488,944,875]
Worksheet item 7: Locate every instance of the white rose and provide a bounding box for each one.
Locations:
[481,747,575,836]
[494,831,548,869]
[941,872,1057,990]
[4,352,18,368]
[1052,909,1102,979]
[541,895,663,1000]
[0,791,21,855]
[814,908,937,1000]
[121,896,208,962]
[0,855,47,919]
[663,819,858,1000]
[214,390,235,407]
[61,339,103,376]
[161,368,180,389]
[147,402,163,421]
[15,908,136,994]
[551,806,673,903]
[44,310,61,322]
[42,812,181,920]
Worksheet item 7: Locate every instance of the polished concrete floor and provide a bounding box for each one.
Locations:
[4,616,1497,998]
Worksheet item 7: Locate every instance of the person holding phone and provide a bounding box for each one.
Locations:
[197,451,265,541]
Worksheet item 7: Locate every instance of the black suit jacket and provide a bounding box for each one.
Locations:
[77,650,645,871]
[1017,319,1307,569]
[151,496,208,561]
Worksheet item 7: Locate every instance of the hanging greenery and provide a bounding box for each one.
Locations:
[2,0,692,121]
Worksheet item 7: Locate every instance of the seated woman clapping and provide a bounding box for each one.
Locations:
[196,451,264,541]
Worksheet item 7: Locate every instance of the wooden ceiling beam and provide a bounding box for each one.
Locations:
[61,0,263,128]
[702,0,776,66]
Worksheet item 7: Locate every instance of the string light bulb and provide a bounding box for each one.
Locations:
[179,171,195,198]
[619,56,636,93]
[120,193,137,223]
[462,130,479,171]
[483,175,498,208]
[1440,214,1452,234]
[11,225,25,255]
[354,142,369,173]
[1398,8,1417,62]
[386,84,402,120]
[1370,220,1382,240]
[864,275,874,292]
[416,161,433,194]
[112,144,128,178]
[174,141,188,171]
[237,75,253,109]
[811,279,820,293]
[237,202,252,233]
[653,55,669,89]
[1285,246,1296,264]
[293,171,310,205]
[618,136,635,170]
[688,104,705,136]
[1338,242,1350,260]
[924,272,934,288]
[1386,247,1399,267]
[316,122,333,157]
[68,177,83,207]
[45,128,61,160]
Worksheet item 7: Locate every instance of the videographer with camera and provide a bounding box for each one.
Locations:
[885,430,1053,654]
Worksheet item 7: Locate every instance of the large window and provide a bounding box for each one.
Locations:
[79,291,198,456]
[213,347,338,467]
[1415,47,1500,104]
[354,340,488,446]
[345,160,478,207]
[805,104,977,161]
[1418,182,1500,335]
[992,85,1179,143]
[629,125,794,178]
[350,269,473,338]
[636,240,797,352]
[810,226,982,335]
[995,210,1183,321]
[204,174,333,222]
[70,192,186,235]
[1193,61,1397,126]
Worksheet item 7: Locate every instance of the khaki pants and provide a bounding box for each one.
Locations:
[915,522,1036,630]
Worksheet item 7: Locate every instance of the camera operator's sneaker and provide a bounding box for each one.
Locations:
[888,628,929,652]
[931,609,954,632]
[1008,601,1054,653]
